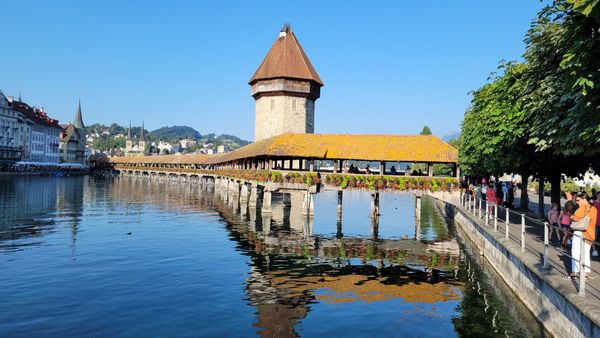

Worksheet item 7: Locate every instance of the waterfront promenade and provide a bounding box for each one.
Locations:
[449,194,600,337]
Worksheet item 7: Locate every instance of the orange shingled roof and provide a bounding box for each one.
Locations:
[109,133,458,165]
[249,26,324,86]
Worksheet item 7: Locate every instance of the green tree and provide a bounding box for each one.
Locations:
[525,0,600,158]
[420,126,432,135]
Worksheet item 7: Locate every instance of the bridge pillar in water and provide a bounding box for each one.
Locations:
[415,195,421,240]
[336,218,343,239]
[240,183,249,203]
[371,215,379,239]
[302,191,314,216]
[249,186,258,207]
[261,190,272,214]
[337,190,343,220]
[370,192,380,217]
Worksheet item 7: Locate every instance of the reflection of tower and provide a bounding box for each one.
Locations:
[55,177,85,252]
[250,25,324,142]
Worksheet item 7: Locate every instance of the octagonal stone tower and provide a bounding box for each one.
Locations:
[249,25,324,142]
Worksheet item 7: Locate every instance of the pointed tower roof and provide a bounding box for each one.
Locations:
[73,99,84,129]
[128,120,132,140]
[140,120,145,141]
[249,25,323,86]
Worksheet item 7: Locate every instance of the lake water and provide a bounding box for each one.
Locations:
[0,176,545,337]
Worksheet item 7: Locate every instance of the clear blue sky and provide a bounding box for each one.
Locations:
[1,1,547,141]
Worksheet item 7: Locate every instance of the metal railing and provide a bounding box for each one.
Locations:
[458,192,598,296]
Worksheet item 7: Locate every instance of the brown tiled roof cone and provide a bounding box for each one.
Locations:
[249,25,323,86]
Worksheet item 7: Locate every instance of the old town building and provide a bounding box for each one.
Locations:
[59,100,87,163]
[10,96,62,164]
[0,91,29,165]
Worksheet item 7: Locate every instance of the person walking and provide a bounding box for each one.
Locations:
[548,202,561,244]
[567,193,597,279]
[560,201,575,248]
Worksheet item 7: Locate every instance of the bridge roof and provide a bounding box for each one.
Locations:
[109,133,458,165]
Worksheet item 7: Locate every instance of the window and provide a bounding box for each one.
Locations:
[271,99,274,111]
[292,100,296,111]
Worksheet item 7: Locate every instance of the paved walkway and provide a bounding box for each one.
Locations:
[456,198,600,319]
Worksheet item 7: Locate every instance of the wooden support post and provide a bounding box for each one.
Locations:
[370,192,380,217]
[415,195,421,240]
[371,215,379,239]
[380,161,385,176]
[309,159,314,172]
[427,163,433,177]
[302,191,314,216]
[337,190,343,217]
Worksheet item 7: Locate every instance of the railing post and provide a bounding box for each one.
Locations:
[521,214,526,252]
[494,204,498,232]
[485,201,489,225]
[505,213,510,240]
[478,199,482,219]
[579,234,586,296]
[543,222,549,269]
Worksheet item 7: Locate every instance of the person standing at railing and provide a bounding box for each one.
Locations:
[547,202,560,244]
[486,182,496,219]
[560,201,575,248]
[495,184,504,206]
[567,193,597,279]
[592,191,600,257]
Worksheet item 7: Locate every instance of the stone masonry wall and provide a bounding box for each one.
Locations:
[254,95,314,142]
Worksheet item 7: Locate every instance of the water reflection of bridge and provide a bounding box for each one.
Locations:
[108,176,463,336]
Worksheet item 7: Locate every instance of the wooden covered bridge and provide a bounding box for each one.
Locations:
[108,133,459,218]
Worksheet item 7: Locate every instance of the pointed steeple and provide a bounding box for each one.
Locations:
[18,90,22,102]
[249,24,323,86]
[128,120,132,139]
[140,120,145,141]
[73,98,84,129]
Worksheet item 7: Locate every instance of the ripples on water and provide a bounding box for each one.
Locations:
[0,176,543,337]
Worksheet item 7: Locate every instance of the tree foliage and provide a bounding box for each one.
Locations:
[420,126,432,135]
[460,0,599,188]
[460,62,533,177]
[525,0,600,157]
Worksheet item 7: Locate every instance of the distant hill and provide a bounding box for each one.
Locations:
[148,126,201,141]
[199,133,251,149]
[441,131,460,142]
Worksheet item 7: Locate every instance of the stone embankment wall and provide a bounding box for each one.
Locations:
[434,198,599,338]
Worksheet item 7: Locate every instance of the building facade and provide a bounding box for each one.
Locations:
[0,91,26,164]
[11,99,62,163]
[59,100,86,163]
[249,25,323,142]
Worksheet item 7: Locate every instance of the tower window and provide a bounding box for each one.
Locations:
[292,100,296,111]
[271,99,274,111]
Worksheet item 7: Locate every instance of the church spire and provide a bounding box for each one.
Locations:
[141,120,145,141]
[73,98,84,129]
[128,120,132,140]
